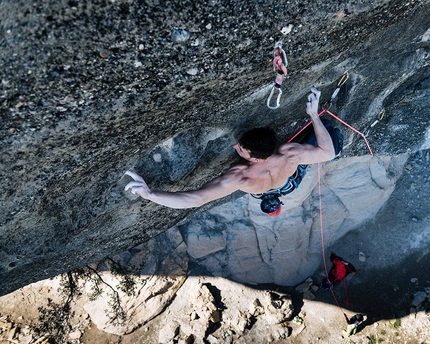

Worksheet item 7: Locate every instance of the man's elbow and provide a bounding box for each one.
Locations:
[320,146,336,162]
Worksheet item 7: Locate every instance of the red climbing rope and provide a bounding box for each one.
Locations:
[318,163,346,314]
[288,108,374,158]
[324,109,374,156]
[300,108,373,315]
[287,104,374,314]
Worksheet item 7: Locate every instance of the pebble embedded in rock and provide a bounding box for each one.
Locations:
[99,48,111,58]
[281,24,293,35]
[186,68,199,76]
[171,29,190,43]
[411,291,427,307]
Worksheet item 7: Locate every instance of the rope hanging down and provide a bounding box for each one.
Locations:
[314,111,373,315]
[285,72,373,314]
[318,164,352,315]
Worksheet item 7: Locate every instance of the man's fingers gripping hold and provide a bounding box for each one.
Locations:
[306,87,321,116]
[124,170,151,197]
[310,86,321,101]
[124,181,145,194]
[125,170,144,182]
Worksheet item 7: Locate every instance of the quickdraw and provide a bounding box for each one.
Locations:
[322,70,349,109]
[267,42,288,110]
[364,109,385,137]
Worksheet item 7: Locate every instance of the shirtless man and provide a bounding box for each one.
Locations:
[124,87,335,210]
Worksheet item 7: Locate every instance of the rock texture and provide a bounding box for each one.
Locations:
[1,0,430,301]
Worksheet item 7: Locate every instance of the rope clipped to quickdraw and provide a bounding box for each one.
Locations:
[287,71,373,155]
[322,71,349,109]
[287,107,373,156]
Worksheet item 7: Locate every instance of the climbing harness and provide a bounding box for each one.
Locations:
[364,109,385,137]
[254,118,343,216]
[267,42,288,110]
[259,72,373,219]
[251,164,307,215]
[322,71,349,109]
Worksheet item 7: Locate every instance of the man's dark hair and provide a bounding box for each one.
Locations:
[239,127,277,159]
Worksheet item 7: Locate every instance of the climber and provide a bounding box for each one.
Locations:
[342,313,364,337]
[252,118,343,215]
[267,42,288,109]
[124,87,336,213]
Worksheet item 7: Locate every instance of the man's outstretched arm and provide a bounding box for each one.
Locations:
[124,169,244,209]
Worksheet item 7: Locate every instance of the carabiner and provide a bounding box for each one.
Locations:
[267,85,282,109]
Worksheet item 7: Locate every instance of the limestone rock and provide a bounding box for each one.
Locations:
[83,227,188,335]
[265,291,294,324]
[179,156,406,286]
[296,278,314,293]
[159,321,180,343]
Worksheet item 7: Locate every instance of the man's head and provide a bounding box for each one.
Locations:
[238,127,277,160]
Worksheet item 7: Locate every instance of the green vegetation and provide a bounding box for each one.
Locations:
[368,334,376,344]
[388,318,401,329]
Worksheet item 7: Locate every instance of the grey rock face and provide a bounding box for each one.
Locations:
[1,0,430,296]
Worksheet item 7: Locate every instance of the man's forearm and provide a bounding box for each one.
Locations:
[309,113,335,159]
[142,189,205,209]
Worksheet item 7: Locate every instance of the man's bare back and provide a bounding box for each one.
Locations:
[124,87,335,210]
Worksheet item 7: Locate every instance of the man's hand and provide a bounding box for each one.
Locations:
[124,170,151,199]
[306,87,321,116]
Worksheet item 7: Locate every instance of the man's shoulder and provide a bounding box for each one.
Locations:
[278,141,300,151]
[223,163,249,180]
